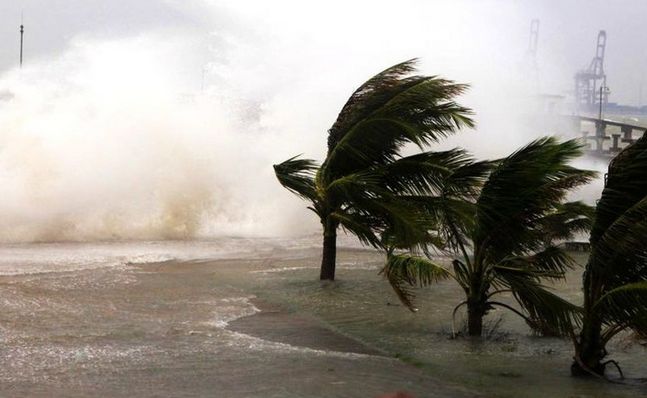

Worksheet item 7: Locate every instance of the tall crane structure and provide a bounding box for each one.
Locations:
[574,30,608,114]
[524,19,540,91]
[527,19,539,66]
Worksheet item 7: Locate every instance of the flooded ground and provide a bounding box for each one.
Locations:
[0,238,645,397]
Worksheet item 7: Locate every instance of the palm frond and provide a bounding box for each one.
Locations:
[393,158,490,254]
[381,227,445,253]
[584,134,647,293]
[380,253,450,311]
[496,270,581,336]
[378,149,473,196]
[273,156,319,201]
[330,210,382,248]
[323,63,473,181]
[441,159,493,199]
[438,205,476,254]
[326,59,474,153]
[590,195,647,285]
[433,159,492,253]
[590,133,647,245]
[572,133,647,371]
[474,137,595,264]
[327,59,422,151]
[594,281,647,335]
[536,201,595,243]
[496,245,576,281]
[368,198,432,250]
[325,170,384,201]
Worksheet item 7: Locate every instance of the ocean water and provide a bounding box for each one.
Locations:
[0,238,644,397]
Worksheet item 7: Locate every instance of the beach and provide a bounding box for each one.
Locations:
[0,239,476,397]
[0,238,644,397]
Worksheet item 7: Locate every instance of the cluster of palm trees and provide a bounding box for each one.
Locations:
[273,59,647,379]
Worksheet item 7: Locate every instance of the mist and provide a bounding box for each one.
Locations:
[0,0,643,242]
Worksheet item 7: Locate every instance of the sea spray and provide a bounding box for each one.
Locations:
[0,0,605,242]
[0,33,318,242]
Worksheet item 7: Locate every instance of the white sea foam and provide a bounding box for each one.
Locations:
[251,263,381,274]
[224,328,377,360]
[0,238,326,276]
[250,266,319,274]
[206,296,261,329]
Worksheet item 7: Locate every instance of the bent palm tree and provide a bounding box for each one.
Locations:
[382,137,596,336]
[274,59,474,280]
[572,133,647,377]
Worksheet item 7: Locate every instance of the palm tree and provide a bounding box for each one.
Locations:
[381,137,596,336]
[571,134,647,377]
[273,59,474,280]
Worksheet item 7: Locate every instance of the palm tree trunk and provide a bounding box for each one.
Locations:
[572,270,606,376]
[466,269,487,336]
[467,298,485,336]
[320,217,337,281]
[572,317,605,376]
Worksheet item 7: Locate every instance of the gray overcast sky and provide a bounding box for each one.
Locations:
[0,0,210,71]
[1,1,647,104]
[1,0,646,239]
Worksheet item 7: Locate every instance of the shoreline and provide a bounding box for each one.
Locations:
[0,245,490,397]
[227,298,387,357]
[226,297,479,398]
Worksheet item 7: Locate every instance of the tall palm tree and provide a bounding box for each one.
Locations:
[381,137,596,336]
[572,133,647,377]
[273,59,474,280]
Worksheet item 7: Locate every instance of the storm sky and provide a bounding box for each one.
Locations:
[1,1,646,104]
[0,1,645,241]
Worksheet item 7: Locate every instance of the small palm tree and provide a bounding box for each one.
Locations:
[382,137,596,336]
[274,59,474,280]
[572,134,647,377]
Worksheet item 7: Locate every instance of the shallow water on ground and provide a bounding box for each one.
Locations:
[0,239,645,397]
[252,249,647,398]
[0,238,471,397]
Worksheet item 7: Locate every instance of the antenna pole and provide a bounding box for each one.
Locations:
[20,23,24,68]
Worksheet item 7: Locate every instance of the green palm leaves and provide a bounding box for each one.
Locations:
[474,138,595,266]
[381,137,596,336]
[574,133,647,376]
[380,254,451,311]
[273,156,318,201]
[274,59,475,280]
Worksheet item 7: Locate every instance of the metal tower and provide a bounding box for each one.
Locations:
[525,19,540,91]
[575,30,608,114]
[527,19,539,62]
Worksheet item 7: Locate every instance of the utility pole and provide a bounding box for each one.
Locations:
[20,22,24,68]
